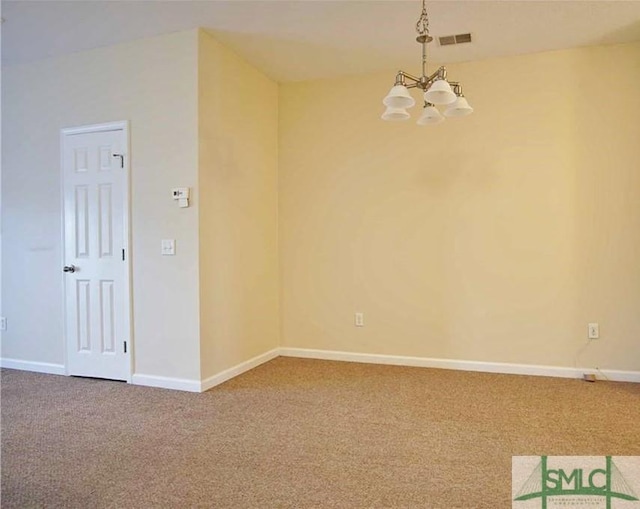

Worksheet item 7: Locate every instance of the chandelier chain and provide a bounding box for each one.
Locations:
[415,0,430,36]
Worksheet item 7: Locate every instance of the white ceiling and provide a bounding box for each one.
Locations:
[2,1,640,82]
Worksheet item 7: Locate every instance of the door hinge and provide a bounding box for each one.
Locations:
[124,341,127,354]
[122,249,125,261]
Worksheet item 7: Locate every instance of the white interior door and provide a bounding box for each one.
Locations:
[62,123,130,381]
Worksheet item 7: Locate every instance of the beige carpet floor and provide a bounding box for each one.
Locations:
[1,357,639,508]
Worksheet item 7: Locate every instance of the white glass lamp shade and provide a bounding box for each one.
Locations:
[383,85,416,109]
[381,106,410,121]
[424,79,457,105]
[417,105,444,125]
[444,96,474,117]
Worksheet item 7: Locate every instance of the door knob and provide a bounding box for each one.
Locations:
[63,265,77,273]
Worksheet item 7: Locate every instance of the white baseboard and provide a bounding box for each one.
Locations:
[131,373,201,393]
[4,348,637,391]
[0,358,66,376]
[201,348,280,392]
[132,348,279,393]
[592,369,640,383]
[278,348,640,383]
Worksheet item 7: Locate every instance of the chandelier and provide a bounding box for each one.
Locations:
[381,0,473,125]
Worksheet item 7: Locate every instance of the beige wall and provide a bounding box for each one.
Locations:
[198,31,279,379]
[1,30,201,380]
[279,42,640,371]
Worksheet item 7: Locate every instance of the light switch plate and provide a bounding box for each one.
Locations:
[161,239,176,256]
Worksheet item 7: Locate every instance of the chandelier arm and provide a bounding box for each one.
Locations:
[397,70,421,83]
[424,66,447,83]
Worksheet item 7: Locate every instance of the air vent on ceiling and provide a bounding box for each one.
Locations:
[438,33,472,46]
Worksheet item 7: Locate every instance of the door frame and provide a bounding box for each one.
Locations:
[60,120,133,382]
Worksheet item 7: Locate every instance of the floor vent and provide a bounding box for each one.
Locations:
[438,33,472,46]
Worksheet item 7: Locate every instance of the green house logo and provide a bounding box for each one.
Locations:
[513,456,639,509]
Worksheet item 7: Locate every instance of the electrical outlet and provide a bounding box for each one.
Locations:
[0,317,6,331]
[355,312,364,327]
[588,322,599,339]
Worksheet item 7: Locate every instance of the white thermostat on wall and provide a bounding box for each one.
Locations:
[172,187,190,208]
